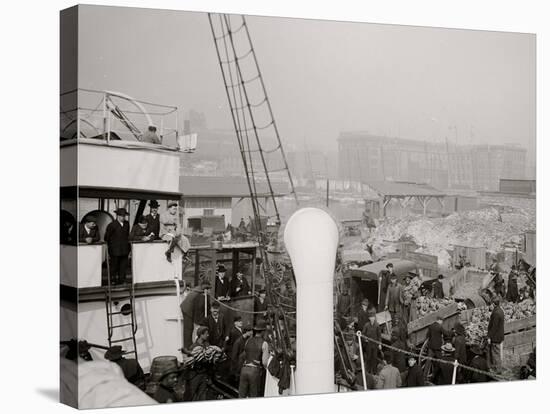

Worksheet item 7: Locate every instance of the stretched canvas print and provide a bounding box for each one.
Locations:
[60,4,536,409]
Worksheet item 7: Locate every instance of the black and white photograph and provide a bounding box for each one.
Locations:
[58,3,536,409]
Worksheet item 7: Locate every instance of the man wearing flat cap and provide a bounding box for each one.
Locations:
[129,216,154,242]
[104,208,130,285]
[79,216,100,244]
[160,201,191,263]
[144,200,160,239]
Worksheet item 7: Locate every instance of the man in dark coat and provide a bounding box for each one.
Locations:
[452,322,467,383]
[390,329,408,376]
[144,200,161,239]
[336,287,352,329]
[254,289,269,325]
[230,270,251,298]
[506,266,519,303]
[129,216,154,242]
[356,299,370,332]
[225,316,244,352]
[432,274,445,299]
[79,216,100,244]
[385,273,404,322]
[104,345,145,387]
[467,345,489,383]
[487,296,505,372]
[230,325,253,384]
[425,316,446,378]
[492,271,506,299]
[238,321,269,398]
[214,264,231,299]
[104,208,131,285]
[435,343,456,385]
[405,356,424,387]
[206,303,227,348]
[378,263,394,311]
[362,307,382,374]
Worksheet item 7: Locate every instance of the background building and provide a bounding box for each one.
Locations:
[337,132,527,191]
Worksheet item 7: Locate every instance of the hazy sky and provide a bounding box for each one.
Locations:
[78,5,535,161]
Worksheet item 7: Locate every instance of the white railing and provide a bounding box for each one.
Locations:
[60,89,180,147]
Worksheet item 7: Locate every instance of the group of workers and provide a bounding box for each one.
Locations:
[78,200,190,284]
[166,263,285,402]
[337,258,536,389]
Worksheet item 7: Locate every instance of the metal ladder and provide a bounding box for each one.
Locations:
[208,13,298,232]
[104,255,139,361]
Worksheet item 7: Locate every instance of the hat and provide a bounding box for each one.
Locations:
[114,208,128,216]
[233,315,243,322]
[243,325,253,333]
[386,263,394,268]
[138,216,147,224]
[253,320,267,331]
[216,264,226,273]
[408,270,418,276]
[361,299,369,306]
[441,343,455,353]
[438,274,444,279]
[390,273,397,279]
[367,307,377,316]
[167,201,178,208]
[149,200,160,208]
[159,366,180,381]
[84,216,96,223]
[104,345,123,361]
[470,345,483,355]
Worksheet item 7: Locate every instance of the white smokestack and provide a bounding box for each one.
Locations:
[284,207,338,395]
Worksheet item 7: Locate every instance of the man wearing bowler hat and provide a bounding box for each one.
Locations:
[104,207,131,285]
[79,216,100,244]
[214,264,230,300]
[144,200,161,239]
[230,268,251,298]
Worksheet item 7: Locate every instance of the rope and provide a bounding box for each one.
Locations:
[209,295,296,315]
[356,331,510,382]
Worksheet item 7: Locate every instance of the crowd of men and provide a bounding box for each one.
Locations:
[336,260,536,389]
[77,200,190,284]
[171,263,284,402]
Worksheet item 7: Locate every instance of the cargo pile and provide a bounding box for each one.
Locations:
[464,301,536,344]
[369,204,534,268]
[414,297,455,318]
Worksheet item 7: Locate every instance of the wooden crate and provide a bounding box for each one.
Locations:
[407,303,460,346]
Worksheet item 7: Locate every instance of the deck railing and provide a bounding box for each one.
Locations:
[60,89,180,148]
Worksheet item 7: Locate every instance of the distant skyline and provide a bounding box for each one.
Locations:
[78,5,535,173]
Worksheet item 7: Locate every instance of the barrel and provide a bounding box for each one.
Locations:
[463,293,488,309]
[149,356,178,383]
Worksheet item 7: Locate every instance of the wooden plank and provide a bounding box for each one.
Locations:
[504,315,536,334]
[407,303,459,333]
[504,330,536,348]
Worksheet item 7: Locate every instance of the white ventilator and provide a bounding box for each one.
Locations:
[284,207,339,395]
